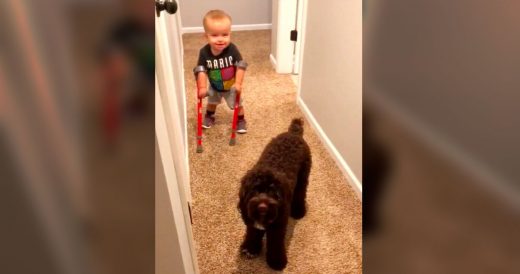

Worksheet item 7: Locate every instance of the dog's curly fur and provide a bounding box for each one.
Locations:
[238,118,311,270]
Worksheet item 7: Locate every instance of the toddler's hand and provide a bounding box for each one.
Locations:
[233,84,242,95]
[197,88,207,99]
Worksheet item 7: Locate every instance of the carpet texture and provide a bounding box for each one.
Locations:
[183,30,361,273]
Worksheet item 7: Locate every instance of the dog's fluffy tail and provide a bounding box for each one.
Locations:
[289,118,304,135]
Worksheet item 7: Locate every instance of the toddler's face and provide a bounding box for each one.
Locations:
[205,19,231,54]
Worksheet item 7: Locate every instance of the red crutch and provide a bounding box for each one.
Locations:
[196,96,203,153]
[229,92,240,146]
[194,66,206,153]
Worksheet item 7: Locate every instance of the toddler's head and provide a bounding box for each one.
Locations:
[203,10,232,54]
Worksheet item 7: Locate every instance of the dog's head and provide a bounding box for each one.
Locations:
[238,168,291,229]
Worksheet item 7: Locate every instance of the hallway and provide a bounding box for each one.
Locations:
[183,30,362,273]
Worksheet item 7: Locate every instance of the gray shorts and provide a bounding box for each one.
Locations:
[207,87,243,110]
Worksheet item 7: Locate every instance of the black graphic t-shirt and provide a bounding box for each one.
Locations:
[197,43,243,91]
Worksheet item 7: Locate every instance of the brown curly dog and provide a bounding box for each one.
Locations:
[238,118,312,270]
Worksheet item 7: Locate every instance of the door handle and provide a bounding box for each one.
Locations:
[155,0,177,17]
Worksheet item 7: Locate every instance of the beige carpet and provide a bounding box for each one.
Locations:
[183,30,362,273]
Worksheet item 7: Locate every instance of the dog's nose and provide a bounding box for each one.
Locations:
[257,203,268,214]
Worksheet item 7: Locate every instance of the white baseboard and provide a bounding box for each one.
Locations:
[269,54,277,70]
[182,23,272,34]
[297,97,362,200]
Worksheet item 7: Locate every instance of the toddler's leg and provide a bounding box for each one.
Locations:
[203,87,221,128]
[202,103,217,129]
[206,103,217,113]
[224,89,247,133]
[237,106,247,134]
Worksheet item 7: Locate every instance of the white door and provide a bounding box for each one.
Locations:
[155,3,199,274]
[155,2,191,203]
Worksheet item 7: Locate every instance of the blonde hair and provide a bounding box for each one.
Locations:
[203,10,232,31]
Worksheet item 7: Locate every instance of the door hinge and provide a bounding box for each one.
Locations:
[188,202,193,224]
[290,30,298,42]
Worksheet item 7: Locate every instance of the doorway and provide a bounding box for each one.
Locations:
[270,0,307,79]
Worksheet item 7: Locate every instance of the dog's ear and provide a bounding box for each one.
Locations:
[238,169,254,202]
[238,169,259,222]
[238,169,259,216]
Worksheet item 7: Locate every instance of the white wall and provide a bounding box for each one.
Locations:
[298,0,362,187]
[180,0,272,28]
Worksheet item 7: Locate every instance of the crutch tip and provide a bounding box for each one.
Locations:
[196,146,203,153]
[229,139,236,146]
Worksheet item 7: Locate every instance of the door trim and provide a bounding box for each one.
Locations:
[155,9,199,274]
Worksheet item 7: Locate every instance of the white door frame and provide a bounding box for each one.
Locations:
[156,5,192,203]
[271,0,307,75]
[292,0,305,74]
[156,76,198,274]
[296,0,309,98]
[155,7,199,274]
[271,0,297,73]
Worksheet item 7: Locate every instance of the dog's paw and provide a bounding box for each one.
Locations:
[266,253,287,270]
[290,204,306,219]
[240,248,259,259]
[240,237,263,259]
